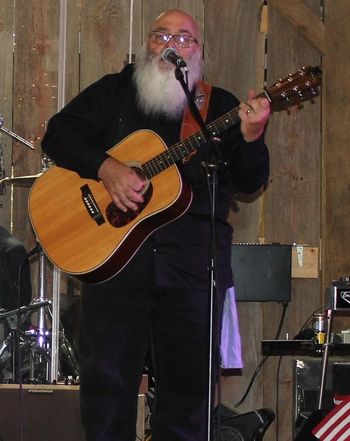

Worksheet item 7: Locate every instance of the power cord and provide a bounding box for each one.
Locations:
[233,301,289,408]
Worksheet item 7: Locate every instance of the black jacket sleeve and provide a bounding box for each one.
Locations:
[207,86,269,196]
[42,72,126,179]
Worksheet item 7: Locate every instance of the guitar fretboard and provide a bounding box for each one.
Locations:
[142,106,241,179]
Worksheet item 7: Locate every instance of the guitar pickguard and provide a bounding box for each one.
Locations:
[106,183,153,227]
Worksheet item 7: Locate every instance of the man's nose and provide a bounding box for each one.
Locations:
[165,35,177,48]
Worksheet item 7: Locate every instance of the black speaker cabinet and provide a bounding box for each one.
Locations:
[231,244,291,302]
[0,384,84,441]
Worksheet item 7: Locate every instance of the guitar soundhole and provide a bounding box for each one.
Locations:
[106,183,153,228]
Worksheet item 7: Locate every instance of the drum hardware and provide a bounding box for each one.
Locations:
[0,174,42,186]
[0,240,79,384]
[0,113,65,383]
[0,299,79,383]
[0,114,35,150]
[0,114,41,189]
[27,244,79,383]
[0,300,51,383]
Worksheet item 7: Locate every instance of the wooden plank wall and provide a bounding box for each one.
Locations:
[0,0,16,230]
[262,2,322,439]
[3,1,350,440]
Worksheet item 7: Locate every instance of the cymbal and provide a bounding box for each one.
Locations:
[0,173,42,186]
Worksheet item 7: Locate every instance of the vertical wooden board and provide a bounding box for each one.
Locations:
[262,2,322,440]
[322,1,350,289]
[79,0,136,90]
[0,0,15,231]
[12,0,60,246]
[265,2,321,245]
[204,0,265,96]
[204,0,267,243]
[263,105,321,243]
[63,2,82,106]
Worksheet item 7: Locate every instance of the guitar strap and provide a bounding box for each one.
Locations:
[180,80,212,164]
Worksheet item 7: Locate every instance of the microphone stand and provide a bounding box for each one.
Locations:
[174,65,228,441]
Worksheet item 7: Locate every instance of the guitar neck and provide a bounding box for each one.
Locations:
[142,103,243,180]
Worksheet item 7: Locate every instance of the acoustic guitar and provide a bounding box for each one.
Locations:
[28,66,322,284]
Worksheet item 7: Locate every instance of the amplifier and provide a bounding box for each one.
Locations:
[0,384,146,441]
[0,384,84,441]
[231,243,291,302]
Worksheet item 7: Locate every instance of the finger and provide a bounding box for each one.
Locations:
[246,105,254,115]
[115,196,139,213]
[113,198,129,213]
[239,103,254,117]
[248,89,256,100]
[243,105,255,117]
[131,180,147,194]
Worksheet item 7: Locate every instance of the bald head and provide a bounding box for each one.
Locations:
[150,9,200,43]
[146,9,201,64]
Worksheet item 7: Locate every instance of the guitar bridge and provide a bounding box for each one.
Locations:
[81,184,105,225]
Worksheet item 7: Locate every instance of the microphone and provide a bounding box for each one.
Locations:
[162,48,187,68]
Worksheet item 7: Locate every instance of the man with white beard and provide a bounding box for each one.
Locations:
[42,9,270,441]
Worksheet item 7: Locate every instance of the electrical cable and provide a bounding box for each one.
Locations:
[275,355,283,441]
[233,301,289,408]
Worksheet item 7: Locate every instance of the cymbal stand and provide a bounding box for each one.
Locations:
[18,247,53,383]
[51,264,61,382]
[0,113,60,382]
[0,113,35,234]
[40,153,61,383]
[37,250,46,347]
[0,114,34,150]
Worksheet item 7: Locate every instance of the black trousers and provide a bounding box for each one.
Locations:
[79,252,225,441]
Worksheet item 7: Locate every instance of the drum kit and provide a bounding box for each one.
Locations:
[0,114,79,384]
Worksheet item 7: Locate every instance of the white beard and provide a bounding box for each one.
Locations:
[133,44,203,120]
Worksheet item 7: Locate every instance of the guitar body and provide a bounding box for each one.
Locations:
[29,130,192,283]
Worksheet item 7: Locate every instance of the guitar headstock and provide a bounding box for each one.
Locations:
[264,66,322,112]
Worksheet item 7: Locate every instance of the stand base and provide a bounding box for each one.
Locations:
[212,403,275,441]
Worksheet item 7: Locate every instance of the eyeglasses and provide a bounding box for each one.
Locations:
[150,31,198,48]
